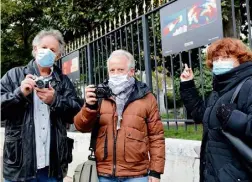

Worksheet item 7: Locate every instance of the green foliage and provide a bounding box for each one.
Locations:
[1,0,143,76]
[163,124,203,140]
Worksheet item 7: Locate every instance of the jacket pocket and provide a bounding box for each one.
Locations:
[66,137,74,163]
[3,129,23,167]
[218,163,250,182]
[124,127,147,162]
[95,125,108,162]
[59,136,74,164]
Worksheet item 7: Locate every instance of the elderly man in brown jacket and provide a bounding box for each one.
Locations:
[74,50,165,182]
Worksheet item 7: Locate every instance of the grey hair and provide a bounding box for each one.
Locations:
[107,50,135,69]
[32,29,65,57]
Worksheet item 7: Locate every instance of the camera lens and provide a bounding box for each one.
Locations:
[96,88,105,98]
[36,80,44,89]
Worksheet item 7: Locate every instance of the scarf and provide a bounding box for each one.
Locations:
[108,77,135,130]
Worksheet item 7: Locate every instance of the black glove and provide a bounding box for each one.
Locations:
[216,104,236,128]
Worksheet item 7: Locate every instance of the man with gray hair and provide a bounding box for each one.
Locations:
[1,29,81,181]
[74,50,165,182]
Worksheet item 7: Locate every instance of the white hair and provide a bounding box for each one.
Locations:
[107,50,135,70]
[32,29,65,57]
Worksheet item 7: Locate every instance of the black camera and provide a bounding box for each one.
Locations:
[95,86,112,98]
[34,76,50,89]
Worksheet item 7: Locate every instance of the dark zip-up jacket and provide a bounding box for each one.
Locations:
[180,62,252,182]
[1,60,81,181]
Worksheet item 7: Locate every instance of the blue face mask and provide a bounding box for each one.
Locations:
[212,59,234,75]
[36,48,56,68]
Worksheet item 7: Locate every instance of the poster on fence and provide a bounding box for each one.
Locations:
[61,50,80,81]
[160,0,223,56]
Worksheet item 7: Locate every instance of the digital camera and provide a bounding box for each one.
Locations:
[34,76,51,89]
[95,85,112,98]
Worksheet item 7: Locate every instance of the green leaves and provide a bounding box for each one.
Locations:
[1,0,143,76]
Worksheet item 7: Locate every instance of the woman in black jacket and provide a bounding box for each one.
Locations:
[180,38,252,182]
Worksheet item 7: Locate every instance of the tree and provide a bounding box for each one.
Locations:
[1,0,143,76]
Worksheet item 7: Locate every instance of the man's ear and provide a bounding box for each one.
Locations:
[55,53,61,61]
[33,46,38,55]
[129,68,135,76]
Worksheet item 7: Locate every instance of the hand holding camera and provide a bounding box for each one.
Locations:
[31,76,55,104]
[85,84,112,105]
[34,76,50,89]
[35,84,55,105]
[85,85,98,105]
[20,74,36,96]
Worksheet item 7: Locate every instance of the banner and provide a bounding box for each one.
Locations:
[160,0,223,56]
[61,51,80,81]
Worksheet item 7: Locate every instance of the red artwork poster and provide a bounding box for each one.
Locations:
[62,57,79,75]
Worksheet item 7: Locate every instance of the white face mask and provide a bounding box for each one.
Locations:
[109,74,128,86]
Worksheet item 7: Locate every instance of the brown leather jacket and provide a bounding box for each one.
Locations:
[74,80,165,178]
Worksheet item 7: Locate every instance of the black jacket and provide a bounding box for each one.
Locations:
[180,62,252,182]
[1,60,81,181]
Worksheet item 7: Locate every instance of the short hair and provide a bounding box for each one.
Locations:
[32,29,65,57]
[206,38,252,68]
[107,50,135,69]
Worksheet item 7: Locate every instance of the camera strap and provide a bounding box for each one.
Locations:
[89,98,103,156]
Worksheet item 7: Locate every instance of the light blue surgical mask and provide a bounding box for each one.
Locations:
[212,59,234,75]
[36,48,56,68]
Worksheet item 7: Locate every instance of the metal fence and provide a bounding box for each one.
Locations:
[61,0,252,131]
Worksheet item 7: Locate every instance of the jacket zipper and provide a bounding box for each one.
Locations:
[111,102,117,176]
[110,91,149,176]
[112,130,118,176]
[30,92,38,176]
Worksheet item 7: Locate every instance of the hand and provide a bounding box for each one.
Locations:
[35,84,55,105]
[216,104,236,128]
[180,63,194,82]
[148,176,160,182]
[85,85,97,105]
[20,74,36,96]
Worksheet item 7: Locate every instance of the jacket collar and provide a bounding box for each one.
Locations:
[213,61,252,95]
[102,78,151,104]
[24,60,61,81]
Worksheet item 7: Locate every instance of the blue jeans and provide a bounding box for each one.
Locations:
[4,167,63,182]
[98,176,148,182]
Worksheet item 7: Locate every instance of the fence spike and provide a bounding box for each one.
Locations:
[83,35,86,45]
[96,28,99,39]
[75,40,77,49]
[143,0,146,14]
[151,0,154,10]
[118,13,122,26]
[100,25,102,36]
[92,30,95,40]
[77,38,80,48]
[129,9,133,21]
[136,6,139,17]
[80,36,83,47]
[113,18,116,29]
[124,12,127,24]
[65,45,68,54]
[105,23,107,33]
[88,33,90,42]
[109,21,112,32]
